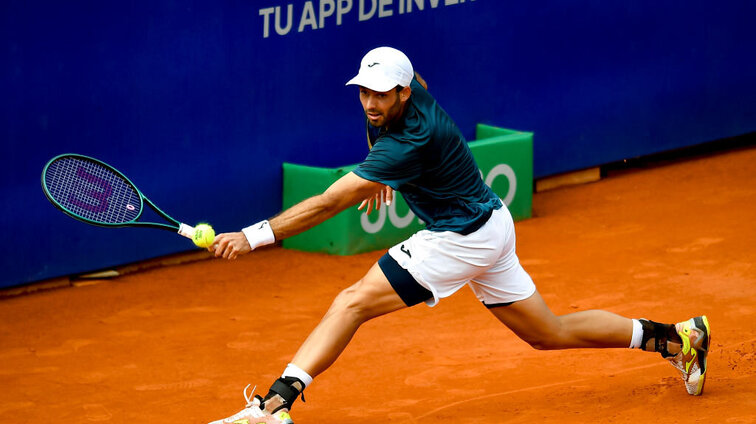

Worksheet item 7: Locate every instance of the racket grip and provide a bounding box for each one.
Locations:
[178,223,195,239]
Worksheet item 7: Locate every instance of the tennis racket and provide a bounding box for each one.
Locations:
[41,153,198,241]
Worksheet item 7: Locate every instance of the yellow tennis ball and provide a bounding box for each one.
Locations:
[192,223,215,248]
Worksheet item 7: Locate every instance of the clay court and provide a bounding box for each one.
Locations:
[2,146,755,423]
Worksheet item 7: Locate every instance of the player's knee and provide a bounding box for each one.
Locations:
[331,280,375,323]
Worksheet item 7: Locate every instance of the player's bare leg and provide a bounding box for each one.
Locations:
[488,290,635,349]
[489,290,710,395]
[291,261,408,377]
[209,262,407,424]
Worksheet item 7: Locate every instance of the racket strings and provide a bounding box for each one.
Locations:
[45,157,142,224]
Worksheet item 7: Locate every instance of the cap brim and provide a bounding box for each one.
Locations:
[345,73,397,93]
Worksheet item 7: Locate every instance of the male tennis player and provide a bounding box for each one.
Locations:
[207,47,710,424]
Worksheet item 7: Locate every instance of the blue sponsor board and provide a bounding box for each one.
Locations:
[2,1,755,287]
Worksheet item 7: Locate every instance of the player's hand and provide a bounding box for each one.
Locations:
[209,232,252,260]
[358,185,393,215]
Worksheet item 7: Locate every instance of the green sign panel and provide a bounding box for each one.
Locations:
[282,124,533,255]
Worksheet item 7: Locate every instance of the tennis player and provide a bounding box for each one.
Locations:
[207,47,710,424]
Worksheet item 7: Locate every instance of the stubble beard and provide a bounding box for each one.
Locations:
[367,96,403,129]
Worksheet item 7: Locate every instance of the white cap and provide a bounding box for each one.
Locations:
[346,47,414,92]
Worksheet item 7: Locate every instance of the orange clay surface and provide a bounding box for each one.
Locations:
[2,147,756,424]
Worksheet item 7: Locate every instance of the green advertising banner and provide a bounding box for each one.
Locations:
[282,124,533,255]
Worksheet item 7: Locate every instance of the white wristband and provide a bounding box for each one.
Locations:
[241,220,276,250]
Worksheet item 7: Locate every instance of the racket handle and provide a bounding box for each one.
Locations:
[178,223,195,239]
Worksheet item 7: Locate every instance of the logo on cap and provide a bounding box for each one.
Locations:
[367,62,380,67]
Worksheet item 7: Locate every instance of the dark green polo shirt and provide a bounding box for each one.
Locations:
[353,79,501,235]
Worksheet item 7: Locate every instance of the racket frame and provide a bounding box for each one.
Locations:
[41,153,195,238]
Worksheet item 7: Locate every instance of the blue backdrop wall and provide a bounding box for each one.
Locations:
[3,0,755,288]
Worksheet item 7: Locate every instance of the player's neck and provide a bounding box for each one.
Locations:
[383,99,410,131]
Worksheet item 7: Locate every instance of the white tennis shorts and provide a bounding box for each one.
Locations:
[388,205,536,307]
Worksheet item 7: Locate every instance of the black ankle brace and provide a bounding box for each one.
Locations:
[262,377,305,413]
[639,319,680,358]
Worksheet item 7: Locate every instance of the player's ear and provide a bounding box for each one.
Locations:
[399,85,411,102]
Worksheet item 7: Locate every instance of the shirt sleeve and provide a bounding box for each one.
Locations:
[353,136,423,190]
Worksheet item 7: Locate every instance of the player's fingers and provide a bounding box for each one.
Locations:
[212,236,227,257]
[366,197,374,215]
[216,234,235,259]
[207,235,220,253]
[358,199,368,210]
[227,239,241,259]
[222,242,234,260]
[385,186,394,205]
[230,240,243,260]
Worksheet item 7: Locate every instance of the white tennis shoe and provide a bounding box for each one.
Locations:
[208,385,294,424]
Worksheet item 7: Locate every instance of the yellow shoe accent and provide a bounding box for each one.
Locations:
[668,316,710,396]
[678,320,698,373]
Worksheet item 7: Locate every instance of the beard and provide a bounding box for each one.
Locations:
[365,95,403,128]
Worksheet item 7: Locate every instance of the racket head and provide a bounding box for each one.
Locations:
[41,153,146,227]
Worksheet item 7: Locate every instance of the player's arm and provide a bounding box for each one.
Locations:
[212,172,385,259]
[270,172,384,239]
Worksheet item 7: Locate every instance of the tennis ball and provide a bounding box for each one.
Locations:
[192,223,215,248]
